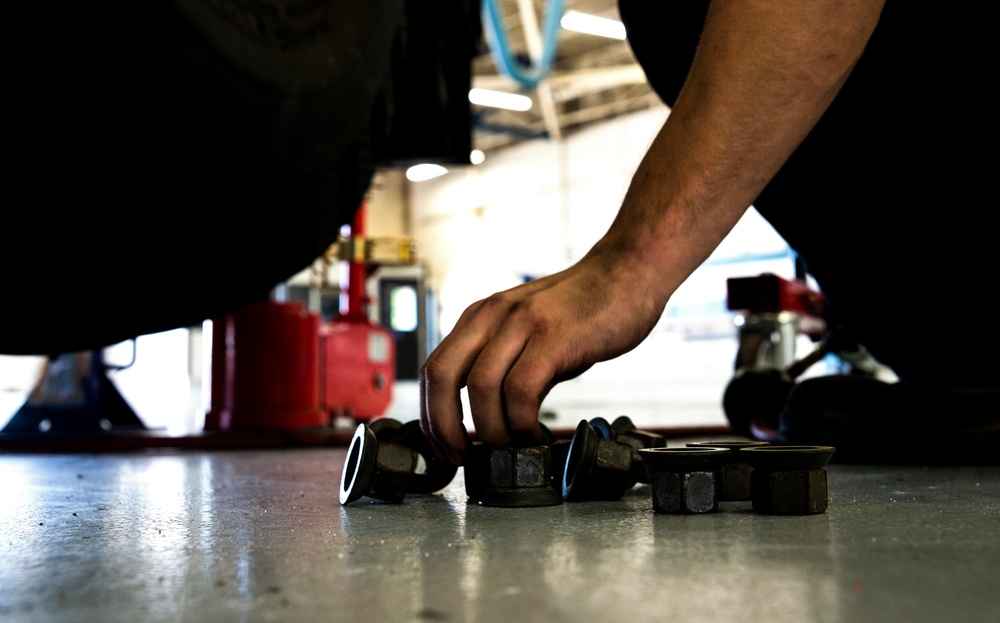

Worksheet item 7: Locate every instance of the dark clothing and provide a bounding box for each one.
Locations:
[620,0,998,384]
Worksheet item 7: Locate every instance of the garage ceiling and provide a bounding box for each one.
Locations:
[471,0,664,153]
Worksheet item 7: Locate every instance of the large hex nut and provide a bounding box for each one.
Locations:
[741,445,836,514]
[563,420,635,501]
[464,442,492,503]
[549,439,571,490]
[638,447,729,513]
[479,445,563,507]
[687,440,770,501]
[340,423,417,505]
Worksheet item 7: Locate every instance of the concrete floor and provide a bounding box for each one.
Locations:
[1,446,998,623]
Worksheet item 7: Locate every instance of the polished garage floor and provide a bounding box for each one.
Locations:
[1,446,998,623]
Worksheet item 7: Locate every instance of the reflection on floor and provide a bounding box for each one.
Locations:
[2,447,997,623]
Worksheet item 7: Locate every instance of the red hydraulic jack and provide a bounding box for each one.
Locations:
[204,298,324,431]
[319,202,396,422]
[205,201,398,431]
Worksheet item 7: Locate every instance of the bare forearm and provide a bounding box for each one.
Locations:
[418,0,887,462]
[593,0,886,301]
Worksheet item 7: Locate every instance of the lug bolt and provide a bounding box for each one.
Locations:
[686,440,770,501]
[638,447,730,513]
[740,445,836,514]
[563,420,635,501]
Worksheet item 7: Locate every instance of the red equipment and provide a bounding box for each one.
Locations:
[205,201,396,430]
[319,202,395,421]
[205,300,325,430]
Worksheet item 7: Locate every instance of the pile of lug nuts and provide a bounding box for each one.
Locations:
[340,416,835,515]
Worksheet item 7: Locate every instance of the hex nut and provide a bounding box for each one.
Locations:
[751,468,828,514]
[340,423,417,505]
[490,446,548,487]
[479,445,563,507]
[638,447,729,513]
[549,439,571,490]
[740,445,836,514]
[609,415,666,484]
[368,417,403,442]
[687,440,770,501]
[463,442,492,503]
[563,420,635,501]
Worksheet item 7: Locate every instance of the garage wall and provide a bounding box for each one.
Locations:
[405,105,801,428]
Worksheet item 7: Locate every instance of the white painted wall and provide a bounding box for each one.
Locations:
[407,105,804,430]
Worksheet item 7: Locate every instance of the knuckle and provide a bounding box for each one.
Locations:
[465,369,493,399]
[419,357,450,387]
[478,291,515,316]
[509,299,552,335]
[503,373,539,409]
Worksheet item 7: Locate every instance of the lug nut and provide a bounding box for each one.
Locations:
[478,445,563,507]
[610,415,667,484]
[340,420,459,505]
[637,447,730,513]
[563,420,635,501]
[340,423,417,505]
[391,420,458,495]
[740,445,836,514]
[686,440,770,501]
[368,417,404,441]
[463,442,492,503]
[549,439,571,490]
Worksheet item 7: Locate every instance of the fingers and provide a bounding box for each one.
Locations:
[465,313,532,447]
[421,278,587,463]
[420,357,470,466]
[498,335,558,443]
[419,299,500,465]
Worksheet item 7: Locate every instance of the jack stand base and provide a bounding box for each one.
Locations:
[1,351,147,435]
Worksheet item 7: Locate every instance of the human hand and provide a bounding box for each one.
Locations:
[419,248,670,465]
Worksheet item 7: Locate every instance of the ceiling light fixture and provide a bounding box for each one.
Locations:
[559,11,627,40]
[406,163,448,182]
[468,88,533,111]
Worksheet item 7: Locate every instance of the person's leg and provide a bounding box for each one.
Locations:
[621,0,1000,462]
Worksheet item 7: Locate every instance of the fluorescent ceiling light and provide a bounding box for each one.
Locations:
[406,163,448,182]
[560,11,626,40]
[468,88,533,111]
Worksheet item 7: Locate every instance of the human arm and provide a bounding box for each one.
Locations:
[420,0,886,465]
